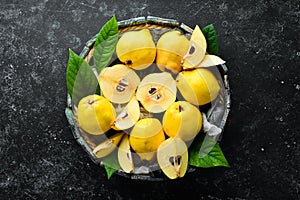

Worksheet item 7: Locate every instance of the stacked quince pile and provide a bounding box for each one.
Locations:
[76,26,225,179]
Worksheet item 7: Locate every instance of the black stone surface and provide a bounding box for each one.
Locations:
[1,0,299,199]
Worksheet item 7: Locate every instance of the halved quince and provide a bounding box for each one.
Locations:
[78,95,116,135]
[136,72,176,113]
[157,137,188,179]
[92,132,124,158]
[116,29,156,70]
[163,101,202,141]
[182,25,207,69]
[118,134,134,173]
[98,64,140,104]
[156,30,189,73]
[176,68,220,105]
[129,118,165,161]
[112,96,140,130]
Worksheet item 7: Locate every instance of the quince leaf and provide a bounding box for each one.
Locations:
[188,134,229,168]
[66,49,99,106]
[104,165,118,180]
[202,24,219,55]
[102,149,120,180]
[94,16,119,74]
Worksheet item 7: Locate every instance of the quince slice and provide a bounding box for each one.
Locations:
[118,134,134,173]
[98,64,140,104]
[136,72,177,113]
[116,29,156,70]
[197,55,226,67]
[92,132,124,158]
[112,96,140,130]
[182,25,207,69]
[157,137,188,179]
[129,118,165,161]
[156,30,189,73]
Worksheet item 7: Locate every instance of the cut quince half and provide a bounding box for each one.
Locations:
[116,29,156,70]
[92,132,124,158]
[156,30,189,73]
[112,96,140,130]
[176,68,220,105]
[98,64,140,104]
[78,95,116,135]
[129,118,165,161]
[182,25,207,69]
[157,137,188,179]
[136,72,177,113]
[118,134,134,173]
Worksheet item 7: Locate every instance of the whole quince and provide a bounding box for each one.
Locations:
[77,95,116,135]
[129,118,165,161]
[163,101,202,141]
[156,30,189,73]
[116,29,156,70]
[176,68,220,105]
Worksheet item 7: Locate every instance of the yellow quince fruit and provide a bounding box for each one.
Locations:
[129,118,165,161]
[136,72,177,113]
[157,137,188,179]
[92,132,124,158]
[182,25,207,69]
[116,29,156,70]
[77,95,116,135]
[182,25,226,69]
[176,68,220,105]
[98,64,140,104]
[156,30,189,73]
[163,101,202,141]
[118,134,134,173]
[112,96,140,130]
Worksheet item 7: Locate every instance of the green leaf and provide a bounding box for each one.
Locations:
[94,16,119,74]
[202,24,219,55]
[188,134,229,168]
[102,150,120,180]
[66,49,99,106]
[104,164,118,180]
[66,49,82,97]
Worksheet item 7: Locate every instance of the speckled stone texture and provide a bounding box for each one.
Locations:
[0,0,299,199]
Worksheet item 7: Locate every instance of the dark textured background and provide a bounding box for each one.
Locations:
[1,0,299,199]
